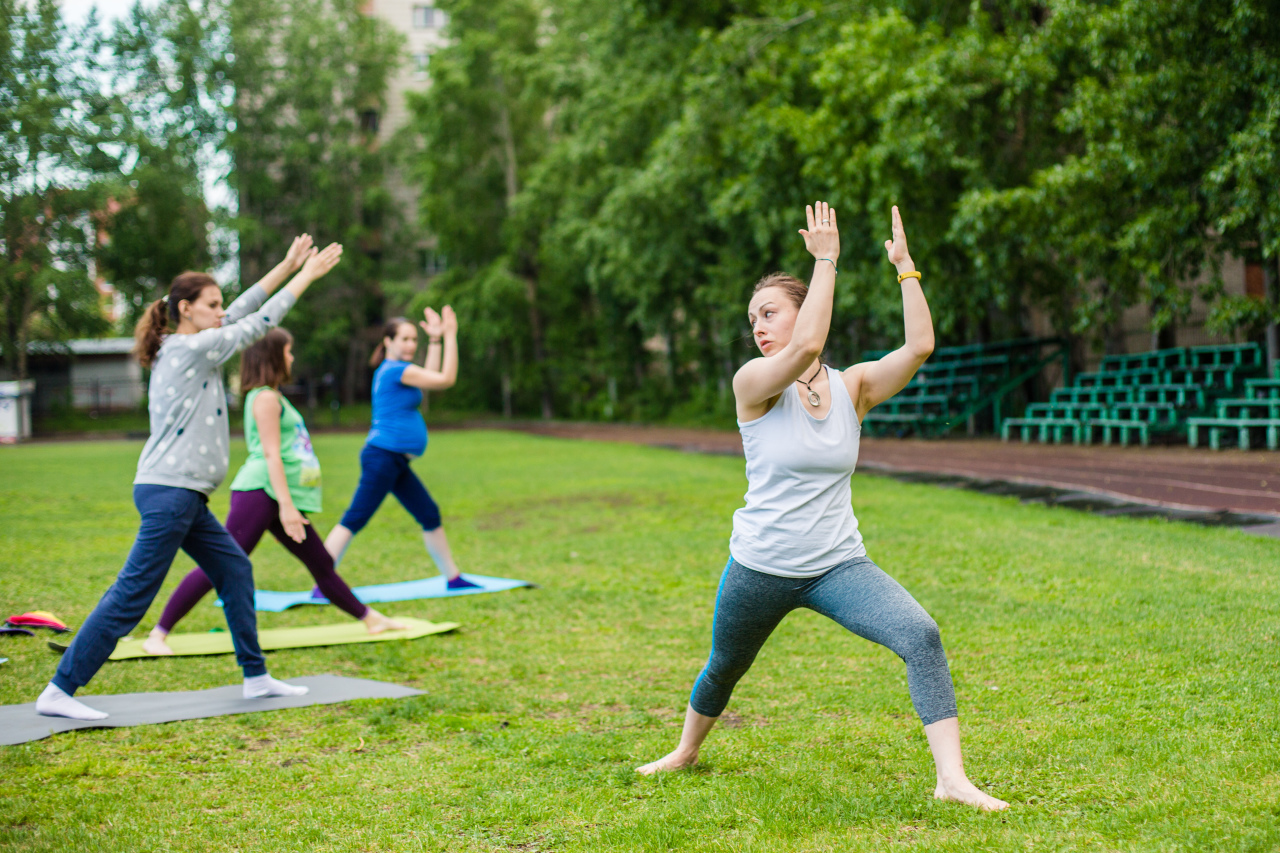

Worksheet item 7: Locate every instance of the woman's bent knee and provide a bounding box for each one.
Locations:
[899,616,944,661]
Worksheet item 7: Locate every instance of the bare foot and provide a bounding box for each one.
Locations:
[362,609,407,635]
[141,627,174,656]
[934,778,1009,811]
[636,749,698,775]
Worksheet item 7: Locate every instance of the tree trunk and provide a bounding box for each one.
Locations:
[523,272,553,419]
[495,77,552,419]
[343,305,364,406]
[1266,260,1279,377]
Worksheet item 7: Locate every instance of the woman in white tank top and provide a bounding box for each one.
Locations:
[637,202,1008,811]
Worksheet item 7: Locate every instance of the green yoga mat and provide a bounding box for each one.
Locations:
[48,617,459,661]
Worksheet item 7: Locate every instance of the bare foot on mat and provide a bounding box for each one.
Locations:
[141,628,174,656]
[362,609,407,634]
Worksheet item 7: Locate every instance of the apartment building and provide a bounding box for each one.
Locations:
[364,0,449,280]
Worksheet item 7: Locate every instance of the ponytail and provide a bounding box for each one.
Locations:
[133,298,170,368]
[133,271,220,368]
[369,317,411,367]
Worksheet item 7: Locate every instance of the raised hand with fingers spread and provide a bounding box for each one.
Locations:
[284,233,315,272]
[799,200,840,265]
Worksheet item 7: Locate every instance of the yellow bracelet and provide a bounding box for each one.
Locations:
[897,270,922,284]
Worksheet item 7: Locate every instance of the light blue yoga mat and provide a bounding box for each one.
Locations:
[218,574,535,613]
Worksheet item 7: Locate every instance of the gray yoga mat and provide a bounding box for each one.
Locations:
[1,674,423,746]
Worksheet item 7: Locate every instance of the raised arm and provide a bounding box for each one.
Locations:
[253,389,308,543]
[732,201,840,417]
[846,206,935,420]
[419,307,445,373]
[186,243,344,367]
[401,306,458,391]
[254,234,315,297]
[224,235,315,323]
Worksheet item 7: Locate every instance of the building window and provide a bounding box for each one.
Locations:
[412,4,439,28]
[418,249,447,276]
[412,51,431,80]
[359,109,380,134]
[1245,262,1266,300]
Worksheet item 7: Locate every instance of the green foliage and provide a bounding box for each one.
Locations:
[406,0,1280,419]
[228,0,406,402]
[94,0,226,328]
[0,0,118,378]
[2,432,1280,850]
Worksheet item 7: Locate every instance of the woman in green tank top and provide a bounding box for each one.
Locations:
[143,329,406,654]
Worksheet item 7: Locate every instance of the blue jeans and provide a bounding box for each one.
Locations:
[52,485,266,694]
[690,556,958,726]
[338,444,442,534]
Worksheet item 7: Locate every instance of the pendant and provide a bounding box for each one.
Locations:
[808,390,821,407]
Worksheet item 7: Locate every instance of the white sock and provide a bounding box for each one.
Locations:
[35,683,109,721]
[243,674,309,699]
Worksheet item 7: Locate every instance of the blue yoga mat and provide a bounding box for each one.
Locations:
[218,574,535,613]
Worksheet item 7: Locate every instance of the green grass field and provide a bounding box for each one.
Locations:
[1,431,1277,852]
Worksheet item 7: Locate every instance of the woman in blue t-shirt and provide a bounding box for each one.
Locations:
[324,307,480,590]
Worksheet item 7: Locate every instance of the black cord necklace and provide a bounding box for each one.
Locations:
[797,362,823,407]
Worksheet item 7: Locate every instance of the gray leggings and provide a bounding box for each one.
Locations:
[689,555,958,726]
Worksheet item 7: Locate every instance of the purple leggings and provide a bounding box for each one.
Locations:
[157,488,368,632]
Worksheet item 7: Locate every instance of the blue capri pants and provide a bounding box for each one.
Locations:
[339,444,442,534]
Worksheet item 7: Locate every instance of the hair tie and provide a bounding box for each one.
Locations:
[162,295,170,303]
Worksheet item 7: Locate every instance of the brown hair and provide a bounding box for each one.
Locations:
[133,271,219,368]
[751,272,824,362]
[752,272,808,308]
[368,317,413,367]
[239,327,294,392]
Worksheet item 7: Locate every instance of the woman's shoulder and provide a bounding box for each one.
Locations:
[375,359,411,381]
[249,386,281,411]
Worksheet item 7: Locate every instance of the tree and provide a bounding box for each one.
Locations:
[406,0,558,417]
[228,0,404,402]
[96,0,224,327]
[0,0,120,379]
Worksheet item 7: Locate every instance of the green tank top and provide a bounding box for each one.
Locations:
[229,387,322,512]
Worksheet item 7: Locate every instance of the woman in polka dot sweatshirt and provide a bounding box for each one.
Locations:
[35,237,343,722]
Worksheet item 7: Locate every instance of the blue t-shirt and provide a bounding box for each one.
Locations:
[366,360,427,456]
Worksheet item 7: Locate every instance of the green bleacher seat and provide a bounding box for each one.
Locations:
[1246,378,1280,400]
[872,395,952,424]
[1213,398,1280,419]
[1100,347,1187,372]
[1108,402,1180,427]
[1081,419,1149,447]
[1008,342,1268,449]
[1026,402,1108,421]
[1187,417,1280,450]
[1051,387,1136,406]
[1075,369,1163,388]
[1001,417,1081,445]
[1186,343,1266,370]
[1166,366,1238,391]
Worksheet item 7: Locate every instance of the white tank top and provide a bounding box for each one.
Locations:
[729,365,866,577]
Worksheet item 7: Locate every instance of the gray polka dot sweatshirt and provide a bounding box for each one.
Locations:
[134,284,298,496]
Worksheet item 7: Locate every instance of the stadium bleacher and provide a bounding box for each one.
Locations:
[860,338,1069,438]
[1000,343,1275,448]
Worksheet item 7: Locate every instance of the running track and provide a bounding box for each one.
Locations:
[496,422,1280,519]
